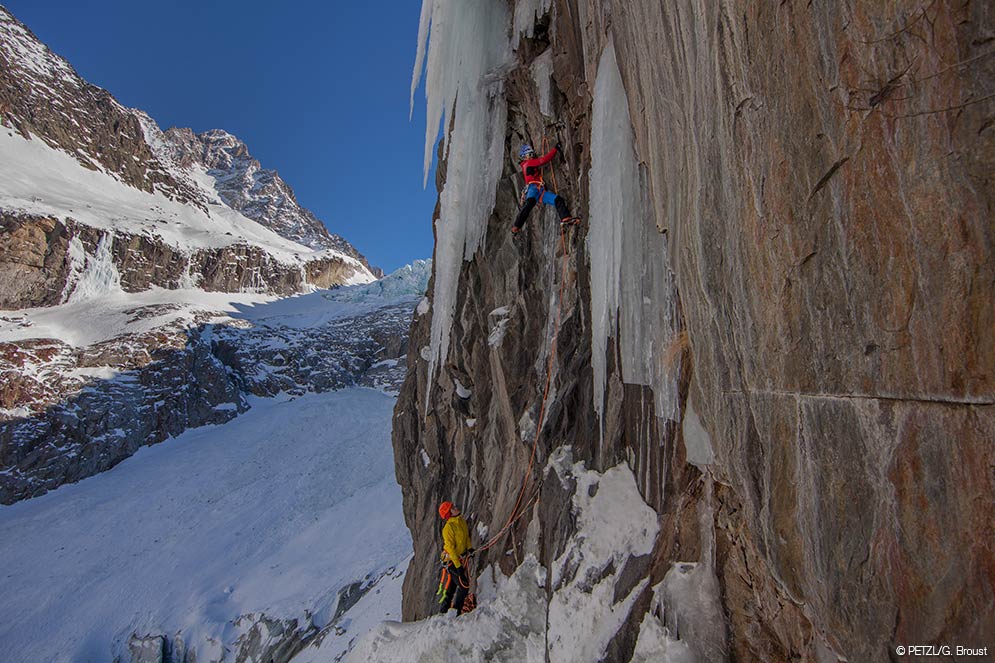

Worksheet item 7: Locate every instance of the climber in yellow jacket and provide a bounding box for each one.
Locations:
[438,501,473,614]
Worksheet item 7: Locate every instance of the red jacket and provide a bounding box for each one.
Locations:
[520,147,557,184]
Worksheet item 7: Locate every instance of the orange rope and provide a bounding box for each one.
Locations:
[479,135,567,553]
[544,135,560,197]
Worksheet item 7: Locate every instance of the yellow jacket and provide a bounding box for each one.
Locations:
[442,515,471,568]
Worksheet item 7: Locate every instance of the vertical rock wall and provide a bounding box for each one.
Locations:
[394,0,993,660]
[612,2,994,659]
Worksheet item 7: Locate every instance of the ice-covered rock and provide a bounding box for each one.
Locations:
[395,1,995,662]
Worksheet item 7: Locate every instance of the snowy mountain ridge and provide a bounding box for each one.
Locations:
[0,4,375,284]
[161,126,377,271]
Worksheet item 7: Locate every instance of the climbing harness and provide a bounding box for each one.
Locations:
[436,553,476,610]
[519,179,546,207]
[479,134,570,553]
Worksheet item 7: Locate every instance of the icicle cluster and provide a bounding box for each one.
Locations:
[67,233,123,302]
[411,0,512,394]
[512,0,552,51]
[588,41,680,437]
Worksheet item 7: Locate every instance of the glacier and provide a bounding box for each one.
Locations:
[0,389,410,662]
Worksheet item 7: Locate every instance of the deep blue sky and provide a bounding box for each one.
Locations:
[5,1,437,273]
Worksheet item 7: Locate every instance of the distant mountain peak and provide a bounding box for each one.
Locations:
[160,126,373,268]
[0,5,377,276]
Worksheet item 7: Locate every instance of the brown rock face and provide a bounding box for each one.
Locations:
[0,213,366,307]
[0,215,69,308]
[394,1,993,660]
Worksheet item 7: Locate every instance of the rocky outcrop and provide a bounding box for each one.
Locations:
[0,214,69,308]
[0,213,367,307]
[394,1,993,661]
[0,327,246,504]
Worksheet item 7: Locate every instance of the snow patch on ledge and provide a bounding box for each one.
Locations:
[488,305,512,348]
[416,296,431,317]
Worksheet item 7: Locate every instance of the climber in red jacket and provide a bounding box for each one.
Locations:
[512,143,579,235]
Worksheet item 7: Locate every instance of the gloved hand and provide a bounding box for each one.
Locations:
[555,142,562,152]
[467,547,476,556]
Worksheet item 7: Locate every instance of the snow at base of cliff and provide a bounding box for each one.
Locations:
[0,389,410,663]
[318,449,718,663]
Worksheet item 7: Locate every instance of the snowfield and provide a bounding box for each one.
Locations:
[0,389,410,662]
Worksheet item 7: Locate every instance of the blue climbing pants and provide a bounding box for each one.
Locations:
[513,184,571,230]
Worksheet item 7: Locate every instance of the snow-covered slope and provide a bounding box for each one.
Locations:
[0,129,355,267]
[0,388,410,663]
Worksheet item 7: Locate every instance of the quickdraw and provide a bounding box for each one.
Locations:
[436,565,452,604]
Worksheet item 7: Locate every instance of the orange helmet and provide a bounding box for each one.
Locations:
[438,501,453,519]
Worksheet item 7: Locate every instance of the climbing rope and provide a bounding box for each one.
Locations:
[478,135,568,553]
